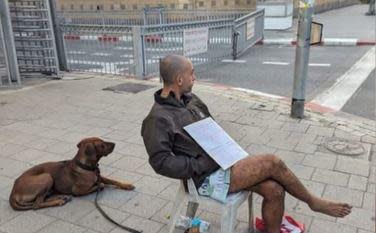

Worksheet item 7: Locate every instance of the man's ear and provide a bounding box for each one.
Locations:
[177,75,183,86]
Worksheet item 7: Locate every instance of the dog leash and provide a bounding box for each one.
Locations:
[95,188,143,233]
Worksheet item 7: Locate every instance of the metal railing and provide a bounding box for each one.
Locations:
[140,18,235,76]
[58,9,264,78]
[62,24,135,75]
[0,17,10,87]
[0,0,21,87]
[58,9,248,26]
[233,9,264,59]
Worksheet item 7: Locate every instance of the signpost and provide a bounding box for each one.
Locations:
[291,0,315,118]
[183,27,209,56]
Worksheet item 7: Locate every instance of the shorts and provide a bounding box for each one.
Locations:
[197,168,230,203]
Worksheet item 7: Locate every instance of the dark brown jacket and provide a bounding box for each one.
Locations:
[141,89,219,188]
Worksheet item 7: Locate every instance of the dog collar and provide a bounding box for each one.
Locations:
[74,159,98,172]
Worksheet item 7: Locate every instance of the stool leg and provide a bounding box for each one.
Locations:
[168,183,186,233]
[248,192,255,233]
[220,204,238,233]
[186,201,199,218]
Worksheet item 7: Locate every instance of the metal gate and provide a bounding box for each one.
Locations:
[9,0,60,77]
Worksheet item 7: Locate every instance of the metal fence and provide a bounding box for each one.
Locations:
[140,18,235,76]
[233,9,264,59]
[62,24,135,75]
[59,9,264,78]
[0,17,10,87]
[0,0,20,87]
[58,9,248,26]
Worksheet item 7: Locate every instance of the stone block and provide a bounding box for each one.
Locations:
[337,207,375,231]
[0,157,31,178]
[0,143,28,157]
[0,200,22,225]
[133,176,171,196]
[37,220,86,233]
[307,126,334,137]
[323,185,364,207]
[0,212,55,233]
[309,219,357,233]
[77,206,129,233]
[275,150,305,164]
[348,175,368,191]
[335,157,370,177]
[44,141,75,155]
[110,215,163,233]
[246,144,277,156]
[281,122,310,133]
[294,142,318,154]
[110,155,146,172]
[39,198,95,223]
[120,193,167,218]
[362,192,375,210]
[288,164,315,179]
[302,152,337,169]
[312,169,349,186]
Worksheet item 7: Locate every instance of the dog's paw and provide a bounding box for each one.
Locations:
[62,195,72,203]
[121,184,135,190]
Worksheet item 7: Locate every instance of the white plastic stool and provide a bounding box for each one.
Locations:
[167,178,255,233]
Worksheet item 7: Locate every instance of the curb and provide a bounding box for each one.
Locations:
[257,38,376,46]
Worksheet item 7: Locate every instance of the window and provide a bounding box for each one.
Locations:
[199,1,204,7]
[211,0,216,6]
[96,5,103,10]
[145,4,150,8]
[247,0,251,4]
[223,0,228,6]
[183,3,188,9]
[235,0,240,4]
[170,3,175,9]
[133,4,137,10]
[80,4,84,10]
[89,4,94,10]
[110,4,114,10]
[120,4,126,9]
[70,4,74,10]
[61,4,65,10]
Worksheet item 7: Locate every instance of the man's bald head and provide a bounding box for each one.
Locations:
[160,55,190,86]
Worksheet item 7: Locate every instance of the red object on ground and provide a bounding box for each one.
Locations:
[145,35,163,43]
[255,214,305,233]
[98,35,119,42]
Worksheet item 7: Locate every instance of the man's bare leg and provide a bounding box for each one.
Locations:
[229,154,352,217]
[248,180,285,233]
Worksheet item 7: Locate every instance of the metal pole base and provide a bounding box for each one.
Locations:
[291,98,305,119]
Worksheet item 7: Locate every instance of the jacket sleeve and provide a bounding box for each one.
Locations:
[141,116,206,179]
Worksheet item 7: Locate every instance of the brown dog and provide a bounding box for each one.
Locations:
[9,137,135,210]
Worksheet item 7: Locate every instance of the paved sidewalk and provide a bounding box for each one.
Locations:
[263,4,375,45]
[0,73,375,233]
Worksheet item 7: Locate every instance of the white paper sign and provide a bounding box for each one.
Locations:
[246,18,255,40]
[183,27,209,56]
[184,117,248,170]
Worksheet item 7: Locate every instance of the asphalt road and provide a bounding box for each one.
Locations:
[342,69,375,120]
[195,45,375,119]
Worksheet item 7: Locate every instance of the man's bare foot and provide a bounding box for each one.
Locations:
[309,197,352,217]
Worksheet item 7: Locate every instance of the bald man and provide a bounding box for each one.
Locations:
[141,55,352,233]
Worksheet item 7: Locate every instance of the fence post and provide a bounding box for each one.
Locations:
[49,0,68,71]
[132,26,145,78]
[0,0,21,85]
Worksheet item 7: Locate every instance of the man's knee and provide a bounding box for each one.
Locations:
[261,180,285,201]
[261,154,282,168]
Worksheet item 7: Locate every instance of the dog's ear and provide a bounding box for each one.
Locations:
[77,141,82,148]
[84,143,97,157]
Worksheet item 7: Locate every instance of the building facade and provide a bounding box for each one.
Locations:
[56,0,256,11]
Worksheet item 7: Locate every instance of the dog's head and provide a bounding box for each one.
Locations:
[76,137,115,163]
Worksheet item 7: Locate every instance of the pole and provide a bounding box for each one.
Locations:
[290,0,314,118]
[366,0,375,15]
[49,0,68,71]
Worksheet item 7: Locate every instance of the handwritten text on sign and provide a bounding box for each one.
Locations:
[183,27,209,56]
[246,18,255,40]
